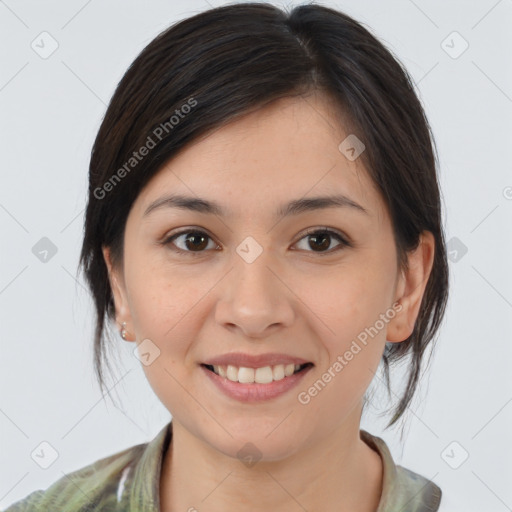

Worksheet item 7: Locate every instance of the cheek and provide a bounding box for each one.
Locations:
[124,256,228,384]
[297,262,393,398]
[126,246,187,317]
[125,260,195,353]
[126,266,201,417]
[304,262,393,341]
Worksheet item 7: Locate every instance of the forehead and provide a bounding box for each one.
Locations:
[132,94,385,223]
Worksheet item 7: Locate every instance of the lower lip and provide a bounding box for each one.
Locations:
[201,364,313,402]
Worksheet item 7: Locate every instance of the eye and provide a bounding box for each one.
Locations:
[161,227,351,256]
[293,228,350,254]
[162,229,219,255]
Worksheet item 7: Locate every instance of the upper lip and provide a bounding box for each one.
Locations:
[202,352,312,368]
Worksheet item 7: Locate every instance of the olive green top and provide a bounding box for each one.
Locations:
[2,421,442,511]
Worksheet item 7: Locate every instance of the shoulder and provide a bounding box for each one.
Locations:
[360,429,442,512]
[2,441,147,512]
[394,464,442,511]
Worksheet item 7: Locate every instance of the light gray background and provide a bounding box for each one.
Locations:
[1,0,511,510]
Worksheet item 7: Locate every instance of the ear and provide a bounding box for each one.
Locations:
[102,245,135,342]
[386,231,435,343]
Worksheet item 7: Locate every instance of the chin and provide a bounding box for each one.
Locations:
[204,421,305,463]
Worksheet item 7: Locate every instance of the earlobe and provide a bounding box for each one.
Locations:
[386,231,435,343]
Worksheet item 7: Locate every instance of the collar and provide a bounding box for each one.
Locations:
[125,421,440,512]
[360,429,442,511]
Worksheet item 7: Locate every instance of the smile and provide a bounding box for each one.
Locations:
[200,363,314,402]
[203,363,312,383]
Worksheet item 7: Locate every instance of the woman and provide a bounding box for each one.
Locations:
[4,2,448,511]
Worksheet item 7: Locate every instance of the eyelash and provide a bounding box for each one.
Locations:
[160,227,351,257]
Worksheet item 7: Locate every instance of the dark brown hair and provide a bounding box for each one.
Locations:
[78,1,449,428]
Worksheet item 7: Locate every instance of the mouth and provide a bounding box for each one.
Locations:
[201,362,314,384]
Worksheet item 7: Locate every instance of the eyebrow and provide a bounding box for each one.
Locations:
[143,193,369,219]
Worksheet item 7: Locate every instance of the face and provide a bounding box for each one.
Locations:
[103,92,433,461]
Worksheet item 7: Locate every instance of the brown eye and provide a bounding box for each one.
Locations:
[308,232,331,251]
[162,227,350,257]
[294,229,349,254]
[164,230,218,254]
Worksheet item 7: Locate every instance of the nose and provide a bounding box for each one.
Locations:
[214,250,295,339]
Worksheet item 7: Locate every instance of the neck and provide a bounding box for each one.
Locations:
[159,405,383,512]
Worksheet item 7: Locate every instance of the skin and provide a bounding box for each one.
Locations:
[103,92,434,512]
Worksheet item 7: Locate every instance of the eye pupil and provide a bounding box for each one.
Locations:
[309,232,330,251]
[185,233,208,251]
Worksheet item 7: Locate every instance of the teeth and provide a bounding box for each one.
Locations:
[212,363,304,383]
[273,364,285,381]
